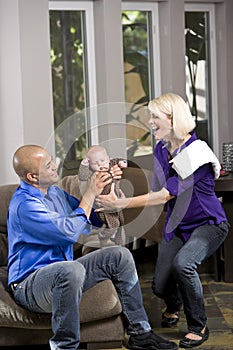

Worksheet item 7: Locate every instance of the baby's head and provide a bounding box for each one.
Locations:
[87,145,110,171]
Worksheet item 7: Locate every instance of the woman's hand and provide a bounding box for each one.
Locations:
[95,183,127,211]
[110,164,123,180]
[96,186,172,212]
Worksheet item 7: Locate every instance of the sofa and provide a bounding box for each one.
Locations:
[0,167,164,348]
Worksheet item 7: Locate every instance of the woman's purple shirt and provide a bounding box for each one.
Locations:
[152,132,227,241]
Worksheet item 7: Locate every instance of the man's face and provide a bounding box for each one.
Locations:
[36,150,60,187]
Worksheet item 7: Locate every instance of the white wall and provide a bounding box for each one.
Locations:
[93,0,127,158]
[0,0,55,185]
[159,0,186,97]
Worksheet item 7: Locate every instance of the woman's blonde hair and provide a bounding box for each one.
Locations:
[148,93,196,140]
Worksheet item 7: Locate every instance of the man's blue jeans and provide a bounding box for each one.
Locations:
[152,221,229,333]
[13,246,151,350]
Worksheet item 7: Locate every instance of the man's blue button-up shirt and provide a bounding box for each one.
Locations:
[7,181,102,285]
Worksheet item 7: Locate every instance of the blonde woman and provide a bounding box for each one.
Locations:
[96,93,229,348]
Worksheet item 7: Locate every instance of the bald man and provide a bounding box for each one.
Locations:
[7,145,178,350]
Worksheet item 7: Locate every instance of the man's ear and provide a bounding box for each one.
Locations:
[26,173,39,184]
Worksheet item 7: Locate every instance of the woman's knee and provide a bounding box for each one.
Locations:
[152,259,188,297]
[173,254,196,278]
[152,274,166,297]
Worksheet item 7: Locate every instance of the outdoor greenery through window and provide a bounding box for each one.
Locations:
[50,10,88,165]
[122,10,153,159]
[185,11,211,145]
[50,7,157,168]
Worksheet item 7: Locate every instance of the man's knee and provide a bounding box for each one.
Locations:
[111,246,135,265]
[56,261,86,287]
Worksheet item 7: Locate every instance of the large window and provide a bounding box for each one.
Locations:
[49,1,97,170]
[185,4,218,152]
[122,2,160,161]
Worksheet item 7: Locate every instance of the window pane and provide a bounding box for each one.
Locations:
[50,10,88,163]
[185,11,211,144]
[122,11,153,159]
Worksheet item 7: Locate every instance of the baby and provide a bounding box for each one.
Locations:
[78,145,127,247]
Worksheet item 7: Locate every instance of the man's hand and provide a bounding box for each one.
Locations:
[79,171,112,218]
[87,171,112,197]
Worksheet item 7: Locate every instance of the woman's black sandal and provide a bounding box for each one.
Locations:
[179,326,209,348]
[161,311,179,328]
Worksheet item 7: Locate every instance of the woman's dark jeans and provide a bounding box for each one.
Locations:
[152,221,229,333]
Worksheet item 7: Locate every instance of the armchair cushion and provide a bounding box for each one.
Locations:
[0,184,18,266]
[0,266,121,328]
[0,234,8,267]
[121,167,164,243]
[0,184,18,233]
